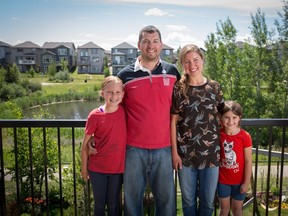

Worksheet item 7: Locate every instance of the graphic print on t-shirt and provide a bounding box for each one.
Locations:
[223,140,237,165]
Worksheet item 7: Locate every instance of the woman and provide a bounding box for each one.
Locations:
[170,44,224,215]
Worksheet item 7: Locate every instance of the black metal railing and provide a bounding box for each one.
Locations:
[0,119,287,216]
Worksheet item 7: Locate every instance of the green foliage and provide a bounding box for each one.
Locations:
[103,56,109,68]
[62,144,92,215]
[54,71,71,82]
[60,59,69,73]
[21,79,42,93]
[0,100,23,119]
[5,63,20,83]
[28,67,36,78]
[204,10,287,120]
[103,66,110,77]
[47,61,57,78]
[0,66,42,101]
[6,109,59,208]
[0,83,26,100]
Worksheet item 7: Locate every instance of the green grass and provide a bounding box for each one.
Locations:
[22,73,105,95]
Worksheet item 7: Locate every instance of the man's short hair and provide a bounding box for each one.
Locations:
[138,25,162,42]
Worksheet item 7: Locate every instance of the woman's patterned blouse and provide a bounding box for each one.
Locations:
[171,79,224,169]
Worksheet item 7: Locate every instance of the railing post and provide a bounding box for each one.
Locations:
[0,128,6,216]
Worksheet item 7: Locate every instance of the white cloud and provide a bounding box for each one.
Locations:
[164,32,205,50]
[144,8,170,16]
[165,25,187,31]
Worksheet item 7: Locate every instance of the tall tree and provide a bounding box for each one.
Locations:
[204,17,242,100]
[275,0,288,117]
[249,8,272,118]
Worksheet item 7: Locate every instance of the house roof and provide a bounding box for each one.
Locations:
[13,41,41,48]
[41,50,56,55]
[42,42,76,50]
[78,41,104,50]
[162,44,174,50]
[112,42,137,49]
[0,41,11,47]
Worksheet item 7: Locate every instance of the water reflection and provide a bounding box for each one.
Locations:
[24,101,102,119]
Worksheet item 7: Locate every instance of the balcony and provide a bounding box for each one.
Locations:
[18,60,36,65]
[0,119,287,215]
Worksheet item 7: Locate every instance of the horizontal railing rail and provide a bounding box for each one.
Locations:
[0,119,287,216]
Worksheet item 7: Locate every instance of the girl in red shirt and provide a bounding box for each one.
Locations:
[218,100,252,216]
[81,76,126,216]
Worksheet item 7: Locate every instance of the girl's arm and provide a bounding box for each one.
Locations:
[81,134,92,180]
[240,146,252,194]
[170,114,182,171]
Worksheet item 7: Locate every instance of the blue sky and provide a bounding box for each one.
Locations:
[0,0,284,50]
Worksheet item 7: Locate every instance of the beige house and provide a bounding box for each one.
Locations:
[10,41,42,72]
[77,42,105,74]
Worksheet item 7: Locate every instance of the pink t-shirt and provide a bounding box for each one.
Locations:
[219,128,252,184]
[85,105,126,173]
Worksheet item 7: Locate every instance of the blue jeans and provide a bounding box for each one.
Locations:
[89,171,122,216]
[178,166,219,216]
[124,146,175,216]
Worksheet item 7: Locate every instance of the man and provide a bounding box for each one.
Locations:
[118,25,180,216]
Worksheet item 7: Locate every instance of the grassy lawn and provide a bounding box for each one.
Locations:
[22,73,105,95]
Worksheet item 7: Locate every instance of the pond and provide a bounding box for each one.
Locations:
[24,100,102,119]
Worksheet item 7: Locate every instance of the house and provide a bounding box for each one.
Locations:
[0,41,12,68]
[77,42,105,74]
[41,42,77,73]
[161,44,174,63]
[111,42,138,75]
[10,41,42,72]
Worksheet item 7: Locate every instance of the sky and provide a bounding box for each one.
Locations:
[0,0,284,51]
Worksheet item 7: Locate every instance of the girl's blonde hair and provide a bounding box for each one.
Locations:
[101,76,123,90]
[178,44,204,99]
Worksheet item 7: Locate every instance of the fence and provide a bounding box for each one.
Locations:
[0,119,287,216]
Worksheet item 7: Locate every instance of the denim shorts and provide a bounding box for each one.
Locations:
[217,183,246,201]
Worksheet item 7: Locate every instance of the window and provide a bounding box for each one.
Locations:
[165,50,170,55]
[92,66,99,72]
[91,49,98,54]
[17,48,23,52]
[81,56,89,61]
[80,50,88,56]
[127,57,134,64]
[25,56,35,61]
[43,55,52,63]
[58,48,67,55]
[81,66,88,72]
[129,49,133,54]
[92,57,99,63]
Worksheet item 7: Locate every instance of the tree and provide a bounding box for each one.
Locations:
[47,61,57,79]
[249,8,273,118]
[204,17,242,100]
[5,63,20,84]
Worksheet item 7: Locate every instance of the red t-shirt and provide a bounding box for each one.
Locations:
[219,128,252,184]
[85,105,126,174]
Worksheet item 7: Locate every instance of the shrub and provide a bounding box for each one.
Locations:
[55,71,71,82]
[0,83,26,100]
